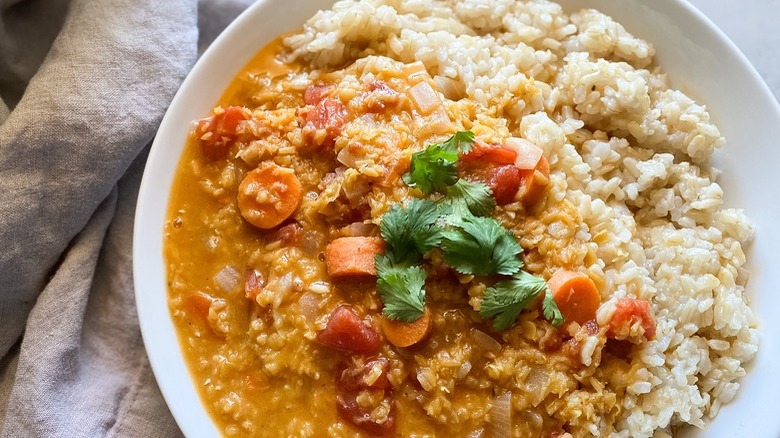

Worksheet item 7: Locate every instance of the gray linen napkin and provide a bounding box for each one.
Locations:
[0,0,249,436]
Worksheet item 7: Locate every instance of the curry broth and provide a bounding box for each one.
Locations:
[164,37,628,438]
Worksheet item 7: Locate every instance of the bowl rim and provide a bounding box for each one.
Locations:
[133,1,780,437]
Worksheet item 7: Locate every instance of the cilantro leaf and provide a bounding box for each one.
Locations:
[439,130,475,154]
[375,254,426,322]
[480,271,549,330]
[440,214,523,276]
[380,199,442,265]
[402,131,476,194]
[542,289,564,327]
[403,144,458,194]
[445,179,496,217]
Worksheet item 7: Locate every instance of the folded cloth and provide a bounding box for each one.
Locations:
[0,0,250,436]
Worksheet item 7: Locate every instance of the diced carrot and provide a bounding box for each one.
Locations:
[325,237,385,277]
[381,307,432,348]
[504,137,543,170]
[515,154,550,210]
[606,298,656,341]
[237,162,303,229]
[462,143,518,165]
[548,269,601,326]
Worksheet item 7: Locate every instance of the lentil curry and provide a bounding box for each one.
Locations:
[165,37,658,437]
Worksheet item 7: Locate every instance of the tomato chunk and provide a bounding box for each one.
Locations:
[467,164,522,205]
[336,358,395,437]
[304,84,331,106]
[244,269,265,300]
[302,97,347,147]
[606,298,656,342]
[462,144,518,165]
[194,106,248,159]
[317,305,381,354]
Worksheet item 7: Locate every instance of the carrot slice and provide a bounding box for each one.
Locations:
[381,307,432,348]
[516,154,550,210]
[325,237,385,277]
[237,162,303,229]
[548,269,601,326]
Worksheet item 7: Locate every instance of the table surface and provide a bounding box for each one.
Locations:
[688,0,780,101]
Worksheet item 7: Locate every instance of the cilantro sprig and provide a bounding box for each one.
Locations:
[375,255,427,322]
[440,214,523,276]
[480,271,554,330]
[380,199,442,265]
[375,130,563,329]
[402,131,475,194]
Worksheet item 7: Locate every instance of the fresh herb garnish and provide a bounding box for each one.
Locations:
[375,255,427,322]
[374,130,563,329]
[479,271,551,330]
[542,289,565,327]
[379,198,442,265]
[444,179,496,217]
[403,130,475,194]
[441,214,523,276]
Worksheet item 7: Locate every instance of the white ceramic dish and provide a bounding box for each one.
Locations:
[133,0,780,436]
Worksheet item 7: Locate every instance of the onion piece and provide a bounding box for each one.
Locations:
[343,222,377,237]
[488,391,512,438]
[408,81,441,115]
[433,75,465,101]
[471,328,502,353]
[402,61,429,83]
[214,265,241,294]
[342,177,371,202]
[298,292,320,322]
[336,146,360,168]
[504,137,543,170]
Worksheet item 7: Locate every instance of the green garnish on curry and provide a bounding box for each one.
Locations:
[376,130,564,329]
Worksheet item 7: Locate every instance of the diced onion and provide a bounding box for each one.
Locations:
[504,137,543,170]
[408,81,441,115]
[343,222,376,237]
[488,391,512,438]
[402,61,429,83]
[214,265,241,294]
[336,146,360,168]
[433,75,465,101]
[298,292,320,321]
[471,328,502,353]
[342,178,371,202]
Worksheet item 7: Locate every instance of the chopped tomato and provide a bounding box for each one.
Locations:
[606,298,656,342]
[269,222,303,247]
[317,305,381,354]
[304,84,331,106]
[462,144,518,165]
[194,106,248,159]
[336,358,395,437]
[362,81,400,113]
[185,292,217,320]
[244,269,265,300]
[468,164,522,205]
[302,97,347,147]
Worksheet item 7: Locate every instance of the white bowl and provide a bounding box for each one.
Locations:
[133,0,780,436]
